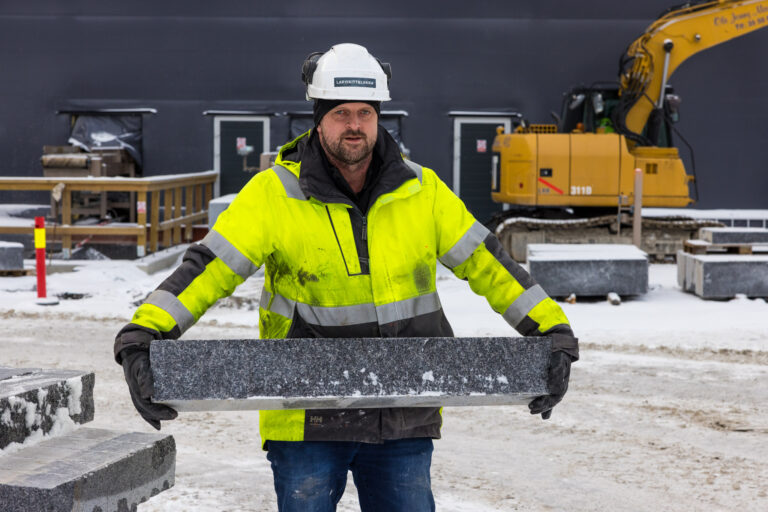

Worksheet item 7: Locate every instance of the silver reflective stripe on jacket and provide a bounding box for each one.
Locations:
[201,230,259,280]
[273,164,306,200]
[375,292,441,325]
[502,284,549,328]
[439,221,490,269]
[403,159,423,184]
[260,288,295,319]
[145,289,195,333]
[261,289,442,327]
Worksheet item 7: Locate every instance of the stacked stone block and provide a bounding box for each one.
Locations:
[677,251,768,299]
[0,241,24,271]
[698,227,768,245]
[527,243,649,298]
[0,367,175,511]
[678,228,768,299]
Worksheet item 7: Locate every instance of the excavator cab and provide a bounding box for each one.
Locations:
[558,84,679,148]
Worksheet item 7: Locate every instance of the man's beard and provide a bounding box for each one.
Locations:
[319,129,376,166]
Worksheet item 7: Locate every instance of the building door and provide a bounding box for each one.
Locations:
[453,117,512,224]
[214,116,270,196]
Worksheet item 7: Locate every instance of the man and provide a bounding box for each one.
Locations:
[114,43,578,512]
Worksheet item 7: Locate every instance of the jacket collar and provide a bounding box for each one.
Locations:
[275,126,419,208]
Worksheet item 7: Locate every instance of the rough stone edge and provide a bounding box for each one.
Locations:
[0,371,95,450]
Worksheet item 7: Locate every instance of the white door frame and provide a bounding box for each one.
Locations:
[213,115,270,198]
[452,116,512,198]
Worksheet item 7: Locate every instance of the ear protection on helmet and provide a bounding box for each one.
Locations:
[301,52,324,85]
[376,59,392,81]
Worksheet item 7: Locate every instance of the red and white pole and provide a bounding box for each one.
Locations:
[34,216,58,305]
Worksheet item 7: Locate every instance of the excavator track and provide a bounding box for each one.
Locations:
[494,214,723,262]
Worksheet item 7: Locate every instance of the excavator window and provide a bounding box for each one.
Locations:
[559,86,620,134]
[559,84,676,147]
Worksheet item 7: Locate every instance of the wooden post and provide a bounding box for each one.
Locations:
[150,189,160,253]
[173,187,182,245]
[163,187,172,249]
[195,184,202,216]
[633,168,643,248]
[61,186,72,259]
[137,191,147,257]
[184,186,193,242]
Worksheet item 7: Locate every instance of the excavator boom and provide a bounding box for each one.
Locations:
[620,0,768,139]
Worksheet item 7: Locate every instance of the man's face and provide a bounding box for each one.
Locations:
[317,102,378,166]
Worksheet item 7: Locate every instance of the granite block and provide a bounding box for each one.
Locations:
[691,254,768,299]
[676,250,696,292]
[0,368,95,450]
[208,193,236,228]
[699,227,768,245]
[527,243,649,297]
[151,337,552,411]
[0,427,175,512]
[0,242,24,271]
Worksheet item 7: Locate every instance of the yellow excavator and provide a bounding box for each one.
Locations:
[492,0,768,260]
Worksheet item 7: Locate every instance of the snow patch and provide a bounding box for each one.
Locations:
[1,408,11,426]
[66,376,83,415]
[422,371,435,383]
[0,407,76,456]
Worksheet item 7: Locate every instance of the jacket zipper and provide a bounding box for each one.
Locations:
[362,216,367,242]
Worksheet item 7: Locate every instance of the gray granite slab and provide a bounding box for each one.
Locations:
[0,427,175,512]
[699,227,768,245]
[527,243,649,297]
[0,368,95,450]
[691,254,768,299]
[0,241,24,271]
[151,337,551,411]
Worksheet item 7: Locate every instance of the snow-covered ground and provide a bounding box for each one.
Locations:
[1,254,767,511]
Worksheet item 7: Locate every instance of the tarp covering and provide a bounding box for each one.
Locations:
[68,115,143,167]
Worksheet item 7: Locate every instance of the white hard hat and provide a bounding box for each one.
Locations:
[302,43,391,102]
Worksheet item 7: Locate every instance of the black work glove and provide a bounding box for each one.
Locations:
[121,348,177,430]
[528,333,578,420]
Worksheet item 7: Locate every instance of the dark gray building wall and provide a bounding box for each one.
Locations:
[1,0,766,209]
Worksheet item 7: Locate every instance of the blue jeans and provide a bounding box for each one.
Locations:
[265,438,435,512]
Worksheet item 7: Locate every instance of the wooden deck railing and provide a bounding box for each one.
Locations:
[0,171,218,257]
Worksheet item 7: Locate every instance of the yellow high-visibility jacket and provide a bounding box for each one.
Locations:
[115,128,574,445]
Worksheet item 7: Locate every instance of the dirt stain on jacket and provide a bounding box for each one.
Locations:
[413,262,431,293]
[297,269,319,286]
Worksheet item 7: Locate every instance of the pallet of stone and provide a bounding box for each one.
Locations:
[0,268,34,277]
[0,368,95,450]
[676,250,768,299]
[684,239,755,255]
[698,227,768,245]
[0,428,175,512]
[685,227,768,255]
[150,337,552,411]
[526,243,649,298]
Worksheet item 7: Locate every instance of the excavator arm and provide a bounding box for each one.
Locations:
[615,0,768,143]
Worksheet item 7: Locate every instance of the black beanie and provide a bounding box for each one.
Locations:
[313,99,381,126]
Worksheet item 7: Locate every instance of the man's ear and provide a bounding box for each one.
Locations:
[315,123,323,136]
